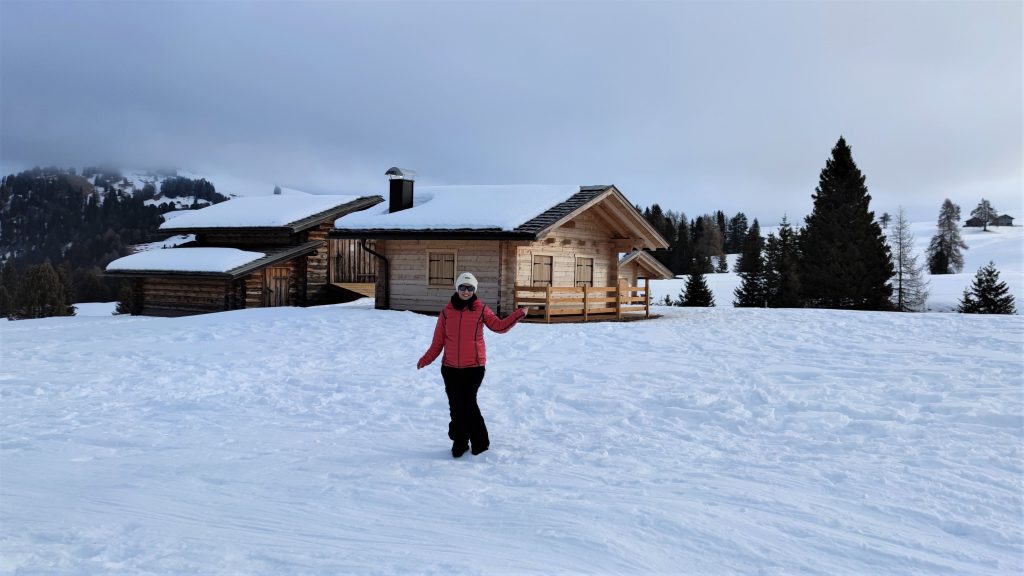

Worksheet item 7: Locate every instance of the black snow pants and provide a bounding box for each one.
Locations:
[441,365,489,452]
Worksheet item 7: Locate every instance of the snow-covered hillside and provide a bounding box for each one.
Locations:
[651,223,1022,313]
[2,300,1022,574]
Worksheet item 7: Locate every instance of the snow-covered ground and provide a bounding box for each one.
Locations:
[3,303,1023,574]
[2,223,1022,574]
[650,223,1022,313]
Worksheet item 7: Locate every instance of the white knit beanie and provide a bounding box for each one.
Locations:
[455,272,478,290]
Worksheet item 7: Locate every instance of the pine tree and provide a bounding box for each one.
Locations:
[670,217,690,275]
[888,208,929,311]
[799,137,893,310]
[927,199,968,274]
[115,282,139,315]
[726,212,749,254]
[765,218,803,308]
[733,221,768,307]
[970,199,998,231]
[14,262,71,319]
[0,260,16,318]
[734,219,762,274]
[958,262,1016,314]
[691,215,722,272]
[715,254,728,273]
[679,259,715,307]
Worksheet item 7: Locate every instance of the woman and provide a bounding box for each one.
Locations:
[417,272,528,458]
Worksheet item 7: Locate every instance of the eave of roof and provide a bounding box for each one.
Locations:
[329,229,536,240]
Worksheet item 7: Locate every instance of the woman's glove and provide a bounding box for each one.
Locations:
[416,357,430,370]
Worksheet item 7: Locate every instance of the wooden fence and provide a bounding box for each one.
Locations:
[514,278,651,323]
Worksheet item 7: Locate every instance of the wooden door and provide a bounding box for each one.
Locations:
[264,267,290,307]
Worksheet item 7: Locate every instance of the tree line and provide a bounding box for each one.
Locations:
[642,137,1016,314]
[636,205,751,275]
[0,167,226,319]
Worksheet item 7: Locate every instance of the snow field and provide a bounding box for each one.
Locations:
[2,302,1022,574]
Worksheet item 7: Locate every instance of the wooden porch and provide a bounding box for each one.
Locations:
[514,279,652,323]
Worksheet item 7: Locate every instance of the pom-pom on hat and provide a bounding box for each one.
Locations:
[455,272,478,290]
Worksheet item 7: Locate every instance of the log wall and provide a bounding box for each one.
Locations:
[513,211,622,293]
[380,239,502,313]
[141,277,238,317]
[197,231,293,246]
[304,223,332,305]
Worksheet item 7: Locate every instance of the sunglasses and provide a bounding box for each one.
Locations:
[457,285,476,293]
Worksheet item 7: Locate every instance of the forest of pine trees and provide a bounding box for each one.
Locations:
[0,167,227,319]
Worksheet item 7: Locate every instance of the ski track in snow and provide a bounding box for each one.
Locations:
[1,304,1022,575]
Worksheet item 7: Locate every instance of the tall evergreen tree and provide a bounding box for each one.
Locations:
[927,199,968,274]
[691,215,722,272]
[715,211,728,252]
[888,208,929,312]
[733,221,768,307]
[958,262,1016,314]
[970,198,998,231]
[678,258,715,307]
[799,137,893,310]
[765,218,802,308]
[734,219,763,274]
[726,212,749,254]
[670,217,690,275]
[0,260,16,317]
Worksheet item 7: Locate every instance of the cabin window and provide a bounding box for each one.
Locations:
[427,251,456,287]
[532,255,553,286]
[575,257,594,287]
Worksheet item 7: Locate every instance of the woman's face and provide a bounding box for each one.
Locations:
[457,284,475,301]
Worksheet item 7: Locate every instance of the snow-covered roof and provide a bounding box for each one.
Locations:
[160,194,363,230]
[106,248,267,274]
[334,185,581,231]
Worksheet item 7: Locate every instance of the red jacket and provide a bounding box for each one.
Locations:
[419,299,527,369]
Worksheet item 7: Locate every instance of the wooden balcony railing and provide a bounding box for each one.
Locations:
[514,278,651,323]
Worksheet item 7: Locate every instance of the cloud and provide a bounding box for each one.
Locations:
[1,1,1020,223]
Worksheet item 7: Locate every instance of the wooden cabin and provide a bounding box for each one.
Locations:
[329,168,671,322]
[105,194,382,316]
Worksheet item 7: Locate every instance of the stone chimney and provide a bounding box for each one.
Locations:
[385,167,416,213]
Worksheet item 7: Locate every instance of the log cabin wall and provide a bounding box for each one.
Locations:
[620,262,641,286]
[381,239,502,313]
[303,223,332,305]
[514,211,622,292]
[241,259,301,309]
[243,273,264,309]
[196,231,294,247]
[141,277,235,317]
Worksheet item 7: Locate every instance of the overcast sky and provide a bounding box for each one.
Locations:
[1,0,1020,224]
